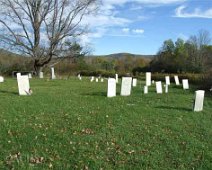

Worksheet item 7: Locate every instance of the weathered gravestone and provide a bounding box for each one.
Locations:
[121,77,132,96]
[39,72,44,78]
[132,78,137,87]
[174,75,180,85]
[115,74,118,83]
[182,79,189,90]
[156,81,163,94]
[101,78,104,82]
[51,67,56,79]
[0,76,4,83]
[146,72,151,86]
[165,76,170,85]
[193,90,205,112]
[96,78,99,82]
[17,75,31,95]
[107,78,116,97]
[144,86,148,94]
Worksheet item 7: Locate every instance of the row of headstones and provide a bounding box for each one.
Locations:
[107,75,205,112]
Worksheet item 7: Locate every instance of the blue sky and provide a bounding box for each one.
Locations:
[82,0,212,55]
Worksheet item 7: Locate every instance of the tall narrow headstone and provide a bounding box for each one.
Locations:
[17,73,21,78]
[174,75,180,85]
[144,86,148,94]
[182,79,189,90]
[96,78,99,82]
[121,77,132,96]
[156,81,163,94]
[39,72,44,78]
[146,72,151,86]
[0,76,4,83]
[115,74,118,83]
[17,75,31,95]
[132,78,137,87]
[90,76,94,82]
[107,78,116,97]
[193,90,205,112]
[165,76,170,85]
[164,84,168,93]
[51,67,56,79]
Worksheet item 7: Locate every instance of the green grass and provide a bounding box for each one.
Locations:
[0,77,211,169]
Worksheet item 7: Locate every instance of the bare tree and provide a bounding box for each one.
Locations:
[0,0,99,74]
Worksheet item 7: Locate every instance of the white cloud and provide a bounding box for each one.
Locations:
[122,28,130,33]
[132,29,145,34]
[175,5,212,18]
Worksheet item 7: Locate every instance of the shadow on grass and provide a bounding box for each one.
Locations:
[83,92,107,97]
[155,106,192,112]
[0,90,18,95]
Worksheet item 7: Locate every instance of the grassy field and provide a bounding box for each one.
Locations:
[0,77,211,169]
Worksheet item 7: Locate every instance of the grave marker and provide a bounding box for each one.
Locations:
[144,86,148,94]
[174,75,180,85]
[132,78,137,87]
[193,90,205,112]
[28,73,32,79]
[96,78,99,82]
[121,77,132,96]
[182,79,189,90]
[164,84,168,93]
[165,76,170,85]
[39,72,44,78]
[146,72,151,86]
[156,81,163,94]
[0,76,4,83]
[51,67,56,79]
[107,78,116,97]
[17,75,31,95]
[115,74,118,83]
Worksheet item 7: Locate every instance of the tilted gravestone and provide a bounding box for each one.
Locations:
[115,74,118,83]
[165,76,170,85]
[121,77,132,96]
[144,86,148,94]
[146,72,151,86]
[107,78,116,97]
[132,78,137,87]
[174,75,180,85]
[193,90,205,112]
[17,75,31,95]
[51,67,56,79]
[182,79,189,90]
[156,81,163,94]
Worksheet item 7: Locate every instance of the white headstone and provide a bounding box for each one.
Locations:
[121,77,132,96]
[156,81,163,94]
[17,73,21,78]
[152,80,155,84]
[101,78,104,82]
[132,78,137,87]
[28,73,32,79]
[182,79,189,90]
[90,76,94,82]
[96,78,99,82]
[165,76,170,85]
[17,75,31,95]
[193,90,205,112]
[51,67,56,79]
[164,84,168,93]
[39,72,44,78]
[144,86,148,94]
[146,72,151,86]
[0,76,4,82]
[174,75,180,85]
[115,74,118,83]
[107,78,116,97]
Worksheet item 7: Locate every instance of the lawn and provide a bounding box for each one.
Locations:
[0,77,211,169]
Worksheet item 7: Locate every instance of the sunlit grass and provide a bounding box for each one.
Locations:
[0,77,211,169]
